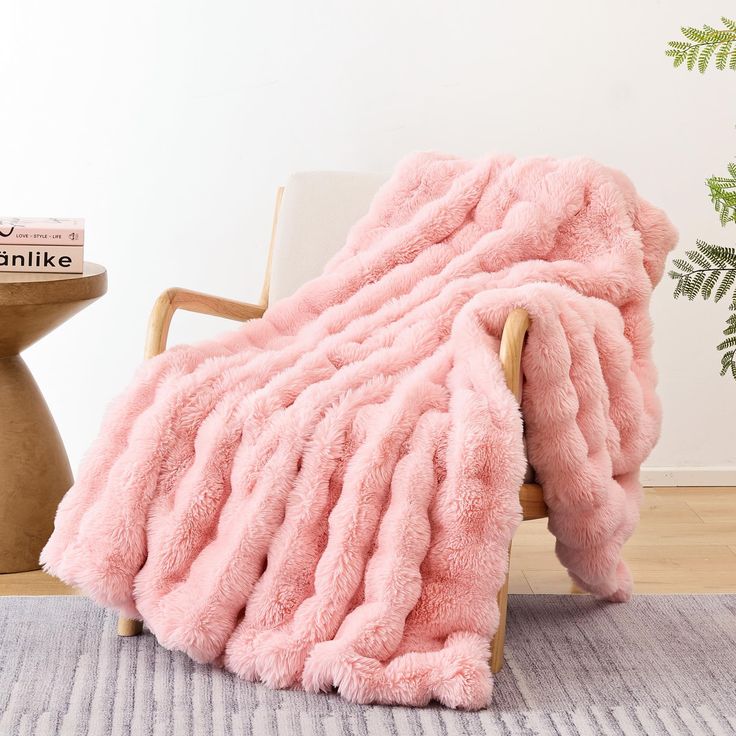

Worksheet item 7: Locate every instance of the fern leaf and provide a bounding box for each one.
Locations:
[697,242,736,267]
[718,318,736,378]
[716,335,736,351]
[699,44,717,72]
[683,270,707,299]
[701,269,720,298]
[720,348,736,376]
[706,174,736,225]
[686,45,699,69]
[723,315,736,335]
[681,26,705,42]
[671,258,695,272]
[715,40,733,69]
[673,276,685,299]
[684,249,712,269]
[723,17,736,32]
[715,269,736,302]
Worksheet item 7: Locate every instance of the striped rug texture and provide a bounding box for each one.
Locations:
[1,594,734,735]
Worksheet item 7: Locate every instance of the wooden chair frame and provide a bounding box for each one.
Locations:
[116,187,547,674]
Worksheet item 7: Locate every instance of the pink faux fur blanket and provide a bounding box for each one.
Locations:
[42,153,676,709]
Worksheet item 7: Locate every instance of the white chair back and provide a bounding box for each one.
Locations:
[267,171,386,304]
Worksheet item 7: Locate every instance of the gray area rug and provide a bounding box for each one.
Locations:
[0,594,734,735]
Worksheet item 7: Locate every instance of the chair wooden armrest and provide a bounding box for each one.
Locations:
[498,307,545,499]
[491,307,547,673]
[499,307,530,403]
[498,308,546,514]
[144,287,266,359]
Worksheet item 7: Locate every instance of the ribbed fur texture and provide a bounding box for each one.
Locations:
[42,153,676,709]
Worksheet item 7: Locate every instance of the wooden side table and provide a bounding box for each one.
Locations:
[0,263,107,572]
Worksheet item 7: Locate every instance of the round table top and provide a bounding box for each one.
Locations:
[0,262,107,306]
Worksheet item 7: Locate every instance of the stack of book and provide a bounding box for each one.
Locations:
[0,217,84,274]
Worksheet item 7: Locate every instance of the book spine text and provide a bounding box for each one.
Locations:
[0,245,85,273]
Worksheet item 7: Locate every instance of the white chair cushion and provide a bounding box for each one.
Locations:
[268,171,386,304]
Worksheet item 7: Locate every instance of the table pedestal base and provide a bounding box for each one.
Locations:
[0,355,73,573]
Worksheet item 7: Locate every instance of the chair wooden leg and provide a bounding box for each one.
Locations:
[490,545,512,674]
[117,616,143,636]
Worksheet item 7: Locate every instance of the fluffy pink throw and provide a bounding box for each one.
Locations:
[42,153,676,709]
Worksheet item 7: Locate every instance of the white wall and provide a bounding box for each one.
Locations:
[2,0,735,482]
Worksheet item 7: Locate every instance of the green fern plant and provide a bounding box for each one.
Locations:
[665,17,736,72]
[669,242,736,376]
[666,18,736,377]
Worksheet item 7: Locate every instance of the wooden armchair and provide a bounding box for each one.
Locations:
[117,175,547,675]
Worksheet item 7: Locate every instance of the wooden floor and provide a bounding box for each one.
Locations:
[1,487,734,597]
